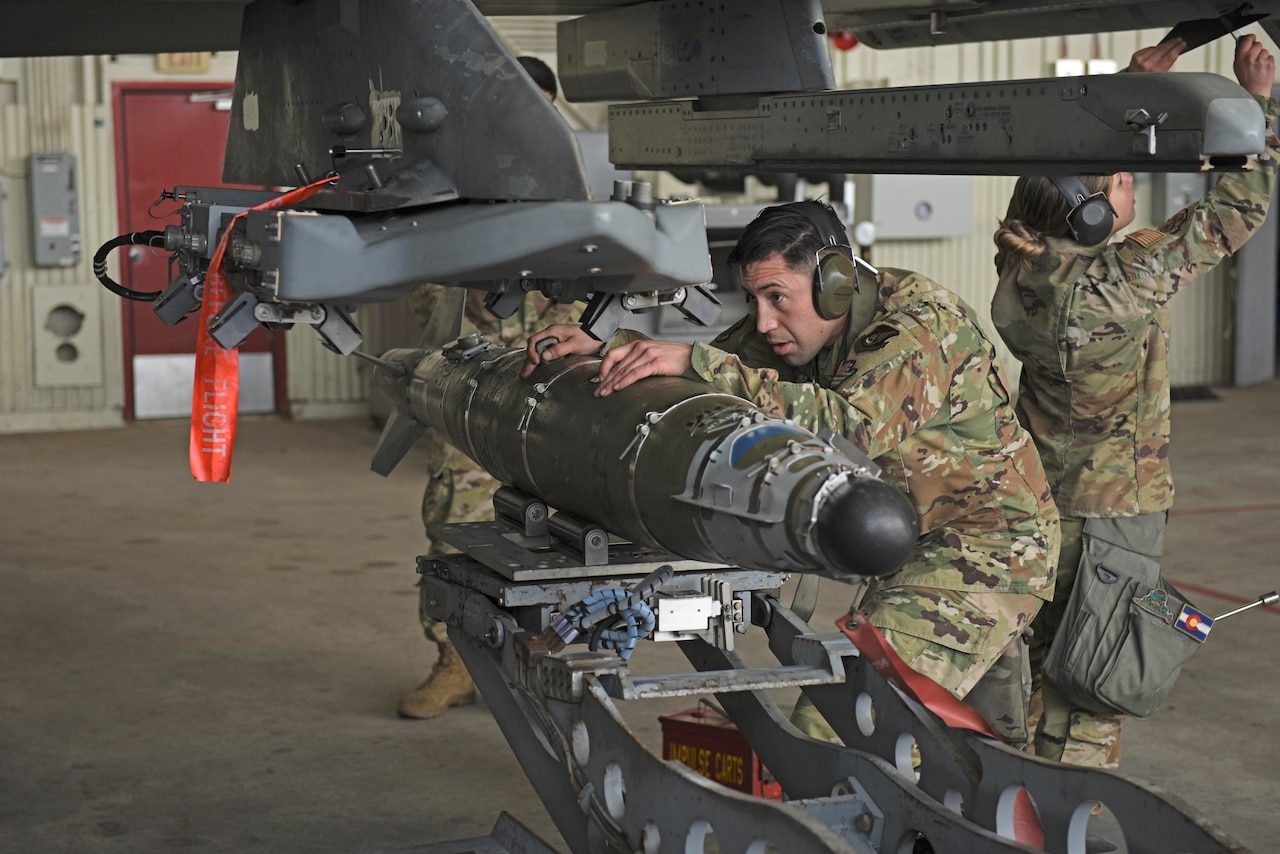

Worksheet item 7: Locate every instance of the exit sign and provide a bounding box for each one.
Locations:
[156,52,212,74]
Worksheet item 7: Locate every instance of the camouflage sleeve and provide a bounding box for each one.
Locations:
[464,289,500,337]
[531,298,582,331]
[408,283,486,336]
[690,314,945,459]
[488,293,582,348]
[1108,95,1279,312]
[408,282,446,329]
[415,288,584,345]
[603,328,651,351]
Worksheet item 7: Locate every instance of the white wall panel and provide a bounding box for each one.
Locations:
[0,76,124,431]
[284,324,370,420]
[488,15,567,56]
[1169,264,1233,387]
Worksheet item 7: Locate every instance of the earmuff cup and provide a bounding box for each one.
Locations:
[792,202,878,333]
[814,248,856,320]
[1049,175,1117,246]
[811,249,875,336]
[1067,197,1117,246]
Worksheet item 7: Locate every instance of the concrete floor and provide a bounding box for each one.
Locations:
[2,384,1279,853]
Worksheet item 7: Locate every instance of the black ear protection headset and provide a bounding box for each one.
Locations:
[1048,176,1117,246]
[792,201,879,331]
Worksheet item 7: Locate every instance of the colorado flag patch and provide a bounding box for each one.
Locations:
[1174,604,1214,642]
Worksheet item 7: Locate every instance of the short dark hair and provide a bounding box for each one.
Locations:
[726,200,847,275]
[517,55,557,100]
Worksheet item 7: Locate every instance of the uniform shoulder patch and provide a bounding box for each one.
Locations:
[1133,587,1175,623]
[856,323,900,353]
[1124,228,1166,249]
[837,317,924,384]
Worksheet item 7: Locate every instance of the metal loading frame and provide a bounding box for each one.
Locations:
[419,537,1244,854]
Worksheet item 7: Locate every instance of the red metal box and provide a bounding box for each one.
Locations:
[659,704,782,800]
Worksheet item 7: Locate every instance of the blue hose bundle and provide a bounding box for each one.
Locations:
[548,566,673,660]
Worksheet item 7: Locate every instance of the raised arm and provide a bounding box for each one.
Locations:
[1108,35,1278,314]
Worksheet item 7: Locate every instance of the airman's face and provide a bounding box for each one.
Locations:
[1107,172,1137,236]
[740,253,848,367]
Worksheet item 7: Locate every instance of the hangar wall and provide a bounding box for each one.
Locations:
[0,25,1262,433]
[0,53,373,432]
[0,57,121,432]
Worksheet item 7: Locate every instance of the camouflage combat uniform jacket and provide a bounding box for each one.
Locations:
[687,268,1059,617]
[409,284,579,537]
[409,285,579,352]
[992,96,1279,518]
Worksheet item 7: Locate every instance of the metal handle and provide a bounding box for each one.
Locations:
[1214,591,1280,621]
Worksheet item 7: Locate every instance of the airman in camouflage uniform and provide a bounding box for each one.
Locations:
[398,284,579,720]
[408,286,581,544]
[525,201,1059,745]
[990,36,1277,767]
[397,55,585,718]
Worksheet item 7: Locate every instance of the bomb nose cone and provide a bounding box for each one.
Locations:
[815,476,919,578]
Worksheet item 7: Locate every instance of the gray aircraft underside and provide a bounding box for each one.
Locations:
[54,0,1276,352]
[1,1,1278,57]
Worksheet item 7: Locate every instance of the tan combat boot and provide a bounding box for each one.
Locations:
[397,634,477,720]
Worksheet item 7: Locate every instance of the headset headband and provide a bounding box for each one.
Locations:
[794,200,850,249]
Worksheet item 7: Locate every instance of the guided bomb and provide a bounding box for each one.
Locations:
[372,334,918,579]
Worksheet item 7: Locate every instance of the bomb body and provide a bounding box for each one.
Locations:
[375,335,916,578]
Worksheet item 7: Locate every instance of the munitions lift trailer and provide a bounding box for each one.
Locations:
[404,487,1246,854]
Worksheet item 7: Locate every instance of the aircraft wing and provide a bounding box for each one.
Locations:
[36,0,1275,352]
[0,0,1277,57]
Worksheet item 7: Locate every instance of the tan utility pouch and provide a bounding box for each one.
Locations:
[1042,513,1205,719]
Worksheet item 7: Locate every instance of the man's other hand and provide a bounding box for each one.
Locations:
[521,324,602,378]
[596,340,694,397]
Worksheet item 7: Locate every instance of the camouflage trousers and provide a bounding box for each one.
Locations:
[1027,516,1124,768]
[793,583,1040,748]
[418,435,501,640]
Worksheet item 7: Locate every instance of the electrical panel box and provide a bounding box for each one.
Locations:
[852,174,973,241]
[1151,172,1207,222]
[29,152,81,267]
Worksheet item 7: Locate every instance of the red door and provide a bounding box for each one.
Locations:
[113,83,286,420]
